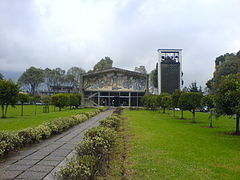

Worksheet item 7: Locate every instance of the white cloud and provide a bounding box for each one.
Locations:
[0,0,240,87]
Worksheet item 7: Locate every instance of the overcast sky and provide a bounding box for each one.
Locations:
[0,0,240,87]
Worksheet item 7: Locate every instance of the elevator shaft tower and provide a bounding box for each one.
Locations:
[157,49,183,94]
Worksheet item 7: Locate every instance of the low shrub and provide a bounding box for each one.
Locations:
[0,131,22,157]
[18,128,42,145]
[76,127,117,158]
[0,108,103,158]
[100,115,121,130]
[57,110,122,179]
[57,155,97,180]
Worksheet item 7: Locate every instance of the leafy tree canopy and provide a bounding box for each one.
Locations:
[157,92,172,113]
[18,92,30,116]
[206,51,240,92]
[142,94,158,110]
[188,81,202,93]
[215,73,240,133]
[67,67,85,88]
[0,73,4,80]
[93,57,113,72]
[51,93,70,111]
[171,89,182,108]
[0,79,19,118]
[134,66,147,74]
[18,92,30,104]
[201,95,215,109]
[178,92,203,122]
[18,67,44,96]
[150,63,158,88]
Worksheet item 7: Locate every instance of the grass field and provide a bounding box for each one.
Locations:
[0,105,95,131]
[123,109,240,180]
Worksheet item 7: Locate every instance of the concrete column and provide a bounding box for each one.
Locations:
[137,92,138,106]
[129,92,131,107]
[179,50,183,90]
[98,91,100,106]
[157,50,161,94]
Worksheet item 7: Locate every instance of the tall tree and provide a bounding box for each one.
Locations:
[53,68,66,86]
[67,67,85,89]
[157,93,172,113]
[93,57,113,72]
[188,81,202,93]
[18,67,44,96]
[206,51,240,92]
[215,73,240,134]
[0,73,4,80]
[44,68,66,93]
[0,79,19,118]
[52,93,70,111]
[134,66,147,74]
[44,68,54,91]
[178,92,203,123]
[142,94,158,110]
[18,92,30,116]
[201,95,216,127]
[150,63,158,88]
[171,90,182,117]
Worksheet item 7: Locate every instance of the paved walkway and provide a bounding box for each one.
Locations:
[0,109,114,180]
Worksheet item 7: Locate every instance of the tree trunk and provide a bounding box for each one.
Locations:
[21,103,24,116]
[181,110,184,119]
[1,105,5,118]
[35,104,37,115]
[210,111,213,128]
[192,108,196,123]
[59,107,61,111]
[173,109,175,117]
[4,104,8,118]
[236,114,239,134]
[163,108,165,114]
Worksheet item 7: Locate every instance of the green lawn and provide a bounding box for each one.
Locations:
[0,105,95,131]
[123,109,240,180]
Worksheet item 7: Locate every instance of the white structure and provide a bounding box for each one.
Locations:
[157,49,183,94]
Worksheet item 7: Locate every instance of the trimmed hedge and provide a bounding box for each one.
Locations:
[56,108,122,180]
[0,109,104,158]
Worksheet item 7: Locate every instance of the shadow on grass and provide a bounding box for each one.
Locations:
[223,131,240,136]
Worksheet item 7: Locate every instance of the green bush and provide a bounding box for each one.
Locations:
[100,115,121,130]
[0,109,103,158]
[51,93,70,111]
[72,114,88,123]
[0,131,22,157]
[18,128,42,145]
[56,155,97,180]
[76,127,117,158]
[57,109,122,180]
[69,93,81,109]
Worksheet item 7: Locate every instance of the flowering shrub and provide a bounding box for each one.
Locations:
[57,155,97,180]
[0,109,102,158]
[0,131,22,156]
[56,109,122,179]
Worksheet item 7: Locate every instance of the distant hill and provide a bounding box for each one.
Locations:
[0,71,22,83]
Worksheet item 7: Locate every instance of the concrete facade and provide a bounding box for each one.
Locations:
[80,67,149,106]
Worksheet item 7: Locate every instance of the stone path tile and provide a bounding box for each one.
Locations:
[0,170,23,179]
[17,172,48,180]
[0,109,114,180]
[5,164,32,171]
[36,160,60,166]
[28,165,55,172]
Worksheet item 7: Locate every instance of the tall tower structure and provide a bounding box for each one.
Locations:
[157,49,183,94]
